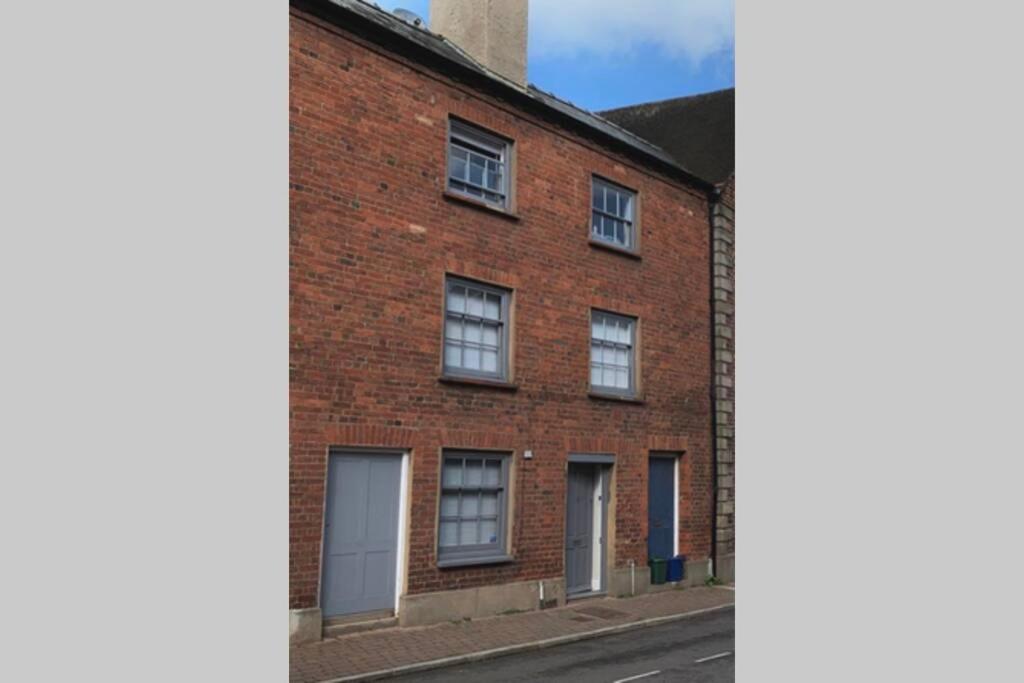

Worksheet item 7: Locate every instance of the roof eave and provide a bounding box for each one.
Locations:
[293,0,717,193]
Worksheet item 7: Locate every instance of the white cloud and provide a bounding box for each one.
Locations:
[528,0,734,64]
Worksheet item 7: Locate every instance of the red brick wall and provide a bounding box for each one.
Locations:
[290,10,714,609]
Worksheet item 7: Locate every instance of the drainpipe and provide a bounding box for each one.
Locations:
[708,187,721,579]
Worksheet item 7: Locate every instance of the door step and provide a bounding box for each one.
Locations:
[322,610,398,639]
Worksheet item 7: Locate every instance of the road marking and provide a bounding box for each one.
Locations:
[694,651,733,663]
[612,671,661,683]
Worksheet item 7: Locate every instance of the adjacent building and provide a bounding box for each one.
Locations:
[290,0,732,644]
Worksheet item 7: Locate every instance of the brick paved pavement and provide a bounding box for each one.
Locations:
[290,586,736,683]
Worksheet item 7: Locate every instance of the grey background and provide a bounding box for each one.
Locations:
[2,1,1024,682]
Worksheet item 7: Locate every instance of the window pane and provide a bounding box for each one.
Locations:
[483,462,500,487]
[603,216,614,240]
[621,193,633,219]
[440,493,459,517]
[464,346,480,369]
[590,342,601,363]
[481,491,498,514]
[465,459,483,486]
[467,289,484,317]
[439,521,458,547]
[606,189,617,215]
[615,348,628,367]
[616,368,628,388]
[450,149,467,181]
[442,460,463,487]
[480,518,498,544]
[444,341,462,368]
[464,320,482,343]
[481,322,499,347]
[591,365,601,386]
[447,286,466,313]
[469,155,485,185]
[620,321,632,344]
[462,494,479,517]
[591,317,602,341]
[486,162,502,191]
[445,318,463,340]
[484,294,501,320]
[459,520,479,545]
[481,349,498,372]
[603,367,616,387]
[615,221,625,245]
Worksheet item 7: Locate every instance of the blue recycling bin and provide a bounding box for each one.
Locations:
[667,555,685,582]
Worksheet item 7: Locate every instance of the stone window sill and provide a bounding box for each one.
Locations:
[443,190,520,221]
[439,375,519,391]
[437,554,515,569]
[588,238,642,260]
[588,391,646,405]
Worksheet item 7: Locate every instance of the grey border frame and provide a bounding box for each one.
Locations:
[590,175,639,252]
[589,309,638,398]
[446,117,513,210]
[443,276,512,382]
[436,449,512,568]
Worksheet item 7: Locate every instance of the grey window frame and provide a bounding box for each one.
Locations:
[591,177,637,251]
[437,451,512,567]
[443,276,511,382]
[590,310,637,397]
[447,119,511,209]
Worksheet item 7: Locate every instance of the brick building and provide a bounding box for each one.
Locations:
[290,0,732,644]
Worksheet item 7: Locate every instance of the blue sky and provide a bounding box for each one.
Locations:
[372,0,734,112]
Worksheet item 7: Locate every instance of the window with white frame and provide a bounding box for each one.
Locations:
[590,310,636,395]
[591,178,636,250]
[447,120,510,208]
[438,451,510,565]
[444,277,510,381]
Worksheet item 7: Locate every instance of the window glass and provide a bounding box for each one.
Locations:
[590,310,636,395]
[591,178,636,250]
[444,277,509,380]
[438,453,509,563]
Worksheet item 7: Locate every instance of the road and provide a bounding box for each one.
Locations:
[389,606,734,682]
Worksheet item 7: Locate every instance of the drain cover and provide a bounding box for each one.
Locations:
[573,606,628,620]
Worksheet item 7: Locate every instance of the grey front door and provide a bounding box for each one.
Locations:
[321,452,402,617]
[565,464,595,595]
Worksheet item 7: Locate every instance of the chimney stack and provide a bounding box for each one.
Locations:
[430,0,528,87]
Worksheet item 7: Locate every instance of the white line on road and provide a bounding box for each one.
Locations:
[694,651,733,663]
[612,671,661,683]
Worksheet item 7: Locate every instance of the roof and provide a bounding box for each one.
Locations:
[293,0,715,192]
[600,89,735,185]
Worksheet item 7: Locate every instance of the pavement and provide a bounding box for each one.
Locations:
[390,606,735,682]
[290,586,735,683]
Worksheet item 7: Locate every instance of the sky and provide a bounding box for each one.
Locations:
[372,0,734,112]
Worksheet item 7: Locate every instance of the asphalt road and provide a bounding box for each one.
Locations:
[389,606,734,682]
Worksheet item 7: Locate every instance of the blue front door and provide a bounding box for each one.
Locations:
[647,457,675,560]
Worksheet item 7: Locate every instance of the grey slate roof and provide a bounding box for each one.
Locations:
[600,89,735,185]
[295,0,714,191]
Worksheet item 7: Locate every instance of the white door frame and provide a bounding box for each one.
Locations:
[318,448,409,617]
